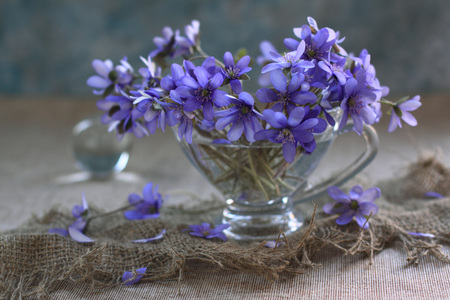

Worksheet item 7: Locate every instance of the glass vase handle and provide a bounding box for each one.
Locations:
[294,122,379,205]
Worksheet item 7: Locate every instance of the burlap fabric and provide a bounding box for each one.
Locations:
[1,156,450,299]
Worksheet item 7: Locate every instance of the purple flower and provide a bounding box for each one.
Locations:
[262,40,315,74]
[339,70,379,135]
[150,26,180,59]
[176,20,201,56]
[176,62,229,121]
[97,94,148,139]
[285,26,336,61]
[138,55,162,88]
[122,267,147,285]
[388,95,421,132]
[323,185,380,229]
[132,90,167,135]
[166,90,195,143]
[254,107,327,162]
[222,51,252,94]
[185,223,230,241]
[256,69,316,113]
[87,58,133,95]
[215,92,264,143]
[124,182,163,220]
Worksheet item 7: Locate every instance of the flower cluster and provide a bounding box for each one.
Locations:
[88,17,421,163]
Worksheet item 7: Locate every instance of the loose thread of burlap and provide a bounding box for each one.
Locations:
[1,155,450,299]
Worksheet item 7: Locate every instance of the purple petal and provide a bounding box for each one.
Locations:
[142,182,155,201]
[238,92,255,106]
[407,231,435,238]
[48,228,68,237]
[335,210,355,225]
[270,69,287,93]
[223,51,234,68]
[327,186,350,203]
[124,210,146,220]
[181,76,201,89]
[358,202,379,216]
[203,101,214,121]
[423,191,444,199]
[236,55,251,70]
[68,226,94,243]
[227,121,245,141]
[254,129,279,141]
[92,59,112,77]
[213,223,231,232]
[399,98,421,111]
[256,88,278,103]
[215,114,236,130]
[349,185,364,198]
[287,107,305,127]
[230,79,242,94]
[194,67,209,88]
[355,212,370,229]
[282,142,296,163]
[184,98,202,111]
[122,267,147,285]
[87,76,111,88]
[207,232,227,241]
[401,111,418,126]
[358,187,381,202]
[209,73,224,89]
[133,229,166,243]
[283,38,300,51]
[212,90,230,107]
[388,112,400,132]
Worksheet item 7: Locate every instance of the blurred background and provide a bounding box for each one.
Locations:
[1,0,449,97]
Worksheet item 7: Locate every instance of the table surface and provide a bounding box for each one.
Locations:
[1,95,449,299]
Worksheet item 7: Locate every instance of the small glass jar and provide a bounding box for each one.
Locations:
[72,115,133,179]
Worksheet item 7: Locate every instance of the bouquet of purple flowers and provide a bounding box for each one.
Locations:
[87,18,421,201]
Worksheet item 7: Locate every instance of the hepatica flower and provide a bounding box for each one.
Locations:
[323,185,380,229]
[177,63,229,121]
[87,58,133,95]
[388,95,421,132]
[254,107,327,162]
[215,92,264,142]
[124,182,163,220]
[185,223,230,241]
[222,51,252,94]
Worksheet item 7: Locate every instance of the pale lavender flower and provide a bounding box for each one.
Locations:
[176,20,201,56]
[87,58,133,95]
[185,223,230,241]
[222,51,252,94]
[256,41,278,87]
[122,267,147,285]
[285,26,336,61]
[388,95,421,132]
[124,182,163,220]
[138,55,162,88]
[262,40,314,73]
[215,92,264,143]
[150,26,180,59]
[323,185,380,229]
[264,240,285,248]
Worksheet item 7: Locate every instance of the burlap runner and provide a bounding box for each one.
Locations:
[1,156,450,299]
